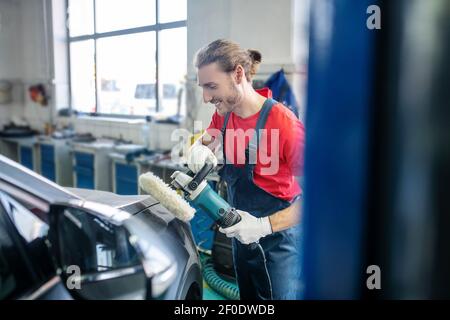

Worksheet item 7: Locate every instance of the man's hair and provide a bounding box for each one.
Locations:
[194,39,262,82]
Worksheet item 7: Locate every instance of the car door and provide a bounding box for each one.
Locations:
[0,190,70,300]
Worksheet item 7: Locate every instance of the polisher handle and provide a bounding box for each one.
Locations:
[188,162,214,191]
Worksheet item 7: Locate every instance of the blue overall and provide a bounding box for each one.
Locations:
[219,98,303,300]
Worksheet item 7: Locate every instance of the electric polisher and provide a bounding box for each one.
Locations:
[139,163,241,228]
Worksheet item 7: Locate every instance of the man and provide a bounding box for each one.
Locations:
[188,39,305,299]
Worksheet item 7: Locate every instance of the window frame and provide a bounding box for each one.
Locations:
[66,0,187,119]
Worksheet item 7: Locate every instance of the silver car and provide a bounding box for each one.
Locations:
[0,155,202,300]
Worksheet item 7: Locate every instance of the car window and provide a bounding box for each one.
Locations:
[0,206,36,299]
[17,201,48,225]
[58,207,141,274]
[0,191,55,296]
[0,195,48,243]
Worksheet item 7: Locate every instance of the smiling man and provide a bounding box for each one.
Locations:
[188,39,305,300]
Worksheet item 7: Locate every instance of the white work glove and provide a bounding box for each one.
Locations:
[187,142,218,173]
[219,210,273,245]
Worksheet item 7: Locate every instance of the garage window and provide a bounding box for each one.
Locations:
[67,0,187,118]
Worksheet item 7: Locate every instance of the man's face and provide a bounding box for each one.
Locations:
[197,63,242,115]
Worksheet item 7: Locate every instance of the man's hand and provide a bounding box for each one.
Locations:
[219,210,272,244]
[187,142,218,173]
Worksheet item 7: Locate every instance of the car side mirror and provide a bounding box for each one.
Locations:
[47,201,177,299]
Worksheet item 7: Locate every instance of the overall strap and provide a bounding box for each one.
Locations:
[221,112,232,165]
[220,98,277,166]
[246,98,277,165]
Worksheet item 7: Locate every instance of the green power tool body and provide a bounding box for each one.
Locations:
[170,163,242,228]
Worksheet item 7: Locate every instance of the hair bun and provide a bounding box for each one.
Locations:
[248,49,262,64]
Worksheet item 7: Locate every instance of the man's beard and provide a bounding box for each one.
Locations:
[226,86,241,105]
[222,83,242,113]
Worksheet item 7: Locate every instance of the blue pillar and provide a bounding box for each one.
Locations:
[302,0,378,299]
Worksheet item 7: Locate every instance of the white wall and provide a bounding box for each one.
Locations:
[229,0,293,65]
[293,0,310,121]
[0,0,53,131]
[187,0,295,74]
[20,0,54,131]
[0,0,23,127]
[0,0,21,79]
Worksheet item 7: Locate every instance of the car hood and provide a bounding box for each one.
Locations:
[0,155,80,203]
[66,188,158,215]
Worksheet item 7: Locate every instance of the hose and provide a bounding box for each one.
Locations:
[200,253,240,300]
